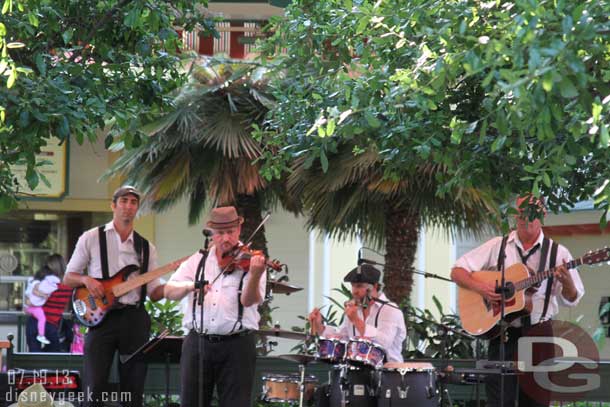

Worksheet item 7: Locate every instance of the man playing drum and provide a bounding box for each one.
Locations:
[308,264,406,363]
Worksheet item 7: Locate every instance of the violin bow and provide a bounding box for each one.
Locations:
[209,212,273,286]
[243,212,271,247]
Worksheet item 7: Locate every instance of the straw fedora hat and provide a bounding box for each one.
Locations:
[8,383,74,407]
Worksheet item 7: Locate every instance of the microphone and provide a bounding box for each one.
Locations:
[361,287,372,309]
[199,228,213,255]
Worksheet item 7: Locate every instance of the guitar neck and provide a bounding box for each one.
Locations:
[514,258,582,291]
[112,256,190,297]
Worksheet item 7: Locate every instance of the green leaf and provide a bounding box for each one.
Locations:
[35,54,45,76]
[542,72,553,92]
[542,172,551,188]
[600,125,609,147]
[62,30,73,45]
[356,16,369,34]
[320,149,329,172]
[26,167,39,189]
[6,68,16,88]
[326,118,336,136]
[0,194,16,212]
[365,111,381,128]
[559,78,578,98]
[491,135,506,152]
[532,179,539,197]
[28,12,39,27]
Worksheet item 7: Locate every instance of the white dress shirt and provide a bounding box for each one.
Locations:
[323,293,406,362]
[454,230,585,325]
[170,246,267,335]
[65,221,161,305]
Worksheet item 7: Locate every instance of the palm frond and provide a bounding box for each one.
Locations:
[101,57,292,223]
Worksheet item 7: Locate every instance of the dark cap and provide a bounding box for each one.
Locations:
[112,185,141,202]
[343,264,381,284]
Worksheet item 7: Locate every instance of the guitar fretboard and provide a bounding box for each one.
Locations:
[514,258,582,291]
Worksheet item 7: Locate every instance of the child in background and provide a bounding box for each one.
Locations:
[24,266,61,345]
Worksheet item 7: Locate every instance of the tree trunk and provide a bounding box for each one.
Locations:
[236,194,268,256]
[235,194,272,355]
[383,201,420,304]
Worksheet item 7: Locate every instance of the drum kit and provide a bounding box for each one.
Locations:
[256,332,440,406]
[258,275,441,406]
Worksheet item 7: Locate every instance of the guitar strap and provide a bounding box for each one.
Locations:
[496,235,508,272]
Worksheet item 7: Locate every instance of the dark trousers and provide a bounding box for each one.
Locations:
[83,306,151,407]
[180,330,256,407]
[486,324,553,407]
[26,317,61,352]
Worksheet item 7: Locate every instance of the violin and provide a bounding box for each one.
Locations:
[219,243,283,274]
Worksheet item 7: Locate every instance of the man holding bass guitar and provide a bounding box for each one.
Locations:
[451,195,585,407]
[64,186,166,407]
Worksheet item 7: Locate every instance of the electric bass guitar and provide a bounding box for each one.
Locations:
[72,257,189,327]
[457,248,610,338]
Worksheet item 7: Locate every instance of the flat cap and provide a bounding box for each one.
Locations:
[112,185,140,202]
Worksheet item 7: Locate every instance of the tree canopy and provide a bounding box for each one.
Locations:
[259,0,610,223]
[0,0,213,210]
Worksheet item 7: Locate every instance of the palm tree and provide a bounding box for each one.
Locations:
[288,144,499,302]
[103,58,298,347]
[105,58,293,251]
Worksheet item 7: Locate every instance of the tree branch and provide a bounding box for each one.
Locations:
[69,0,133,63]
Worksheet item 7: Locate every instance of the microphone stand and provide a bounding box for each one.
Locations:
[358,257,453,283]
[194,230,211,407]
[495,245,511,407]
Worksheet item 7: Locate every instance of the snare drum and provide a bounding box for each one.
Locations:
[316,337,347,363]
[376,362,438,407]
[261,373,318,404]
[345,338,386,369]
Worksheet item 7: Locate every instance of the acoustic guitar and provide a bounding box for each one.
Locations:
[457,248,610,338]
[72,257,188,327]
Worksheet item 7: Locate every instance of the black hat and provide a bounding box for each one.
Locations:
[343,264,381,284]
[112,185,141,202]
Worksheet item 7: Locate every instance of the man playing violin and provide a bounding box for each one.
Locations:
[164,206,267,407]
[308,264,406,363]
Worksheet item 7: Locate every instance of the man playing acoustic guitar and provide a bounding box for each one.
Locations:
[64,186,165,407]
[451,194,584,407]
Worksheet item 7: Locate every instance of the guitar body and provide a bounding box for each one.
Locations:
[72,265,140,327]
[458,263,534,338]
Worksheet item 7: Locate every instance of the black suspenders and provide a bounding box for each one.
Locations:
[352,303,386,336]
[98,225,150,306]
[231,271,248,333]
[496,235,558,325]
[98,226,110,280]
